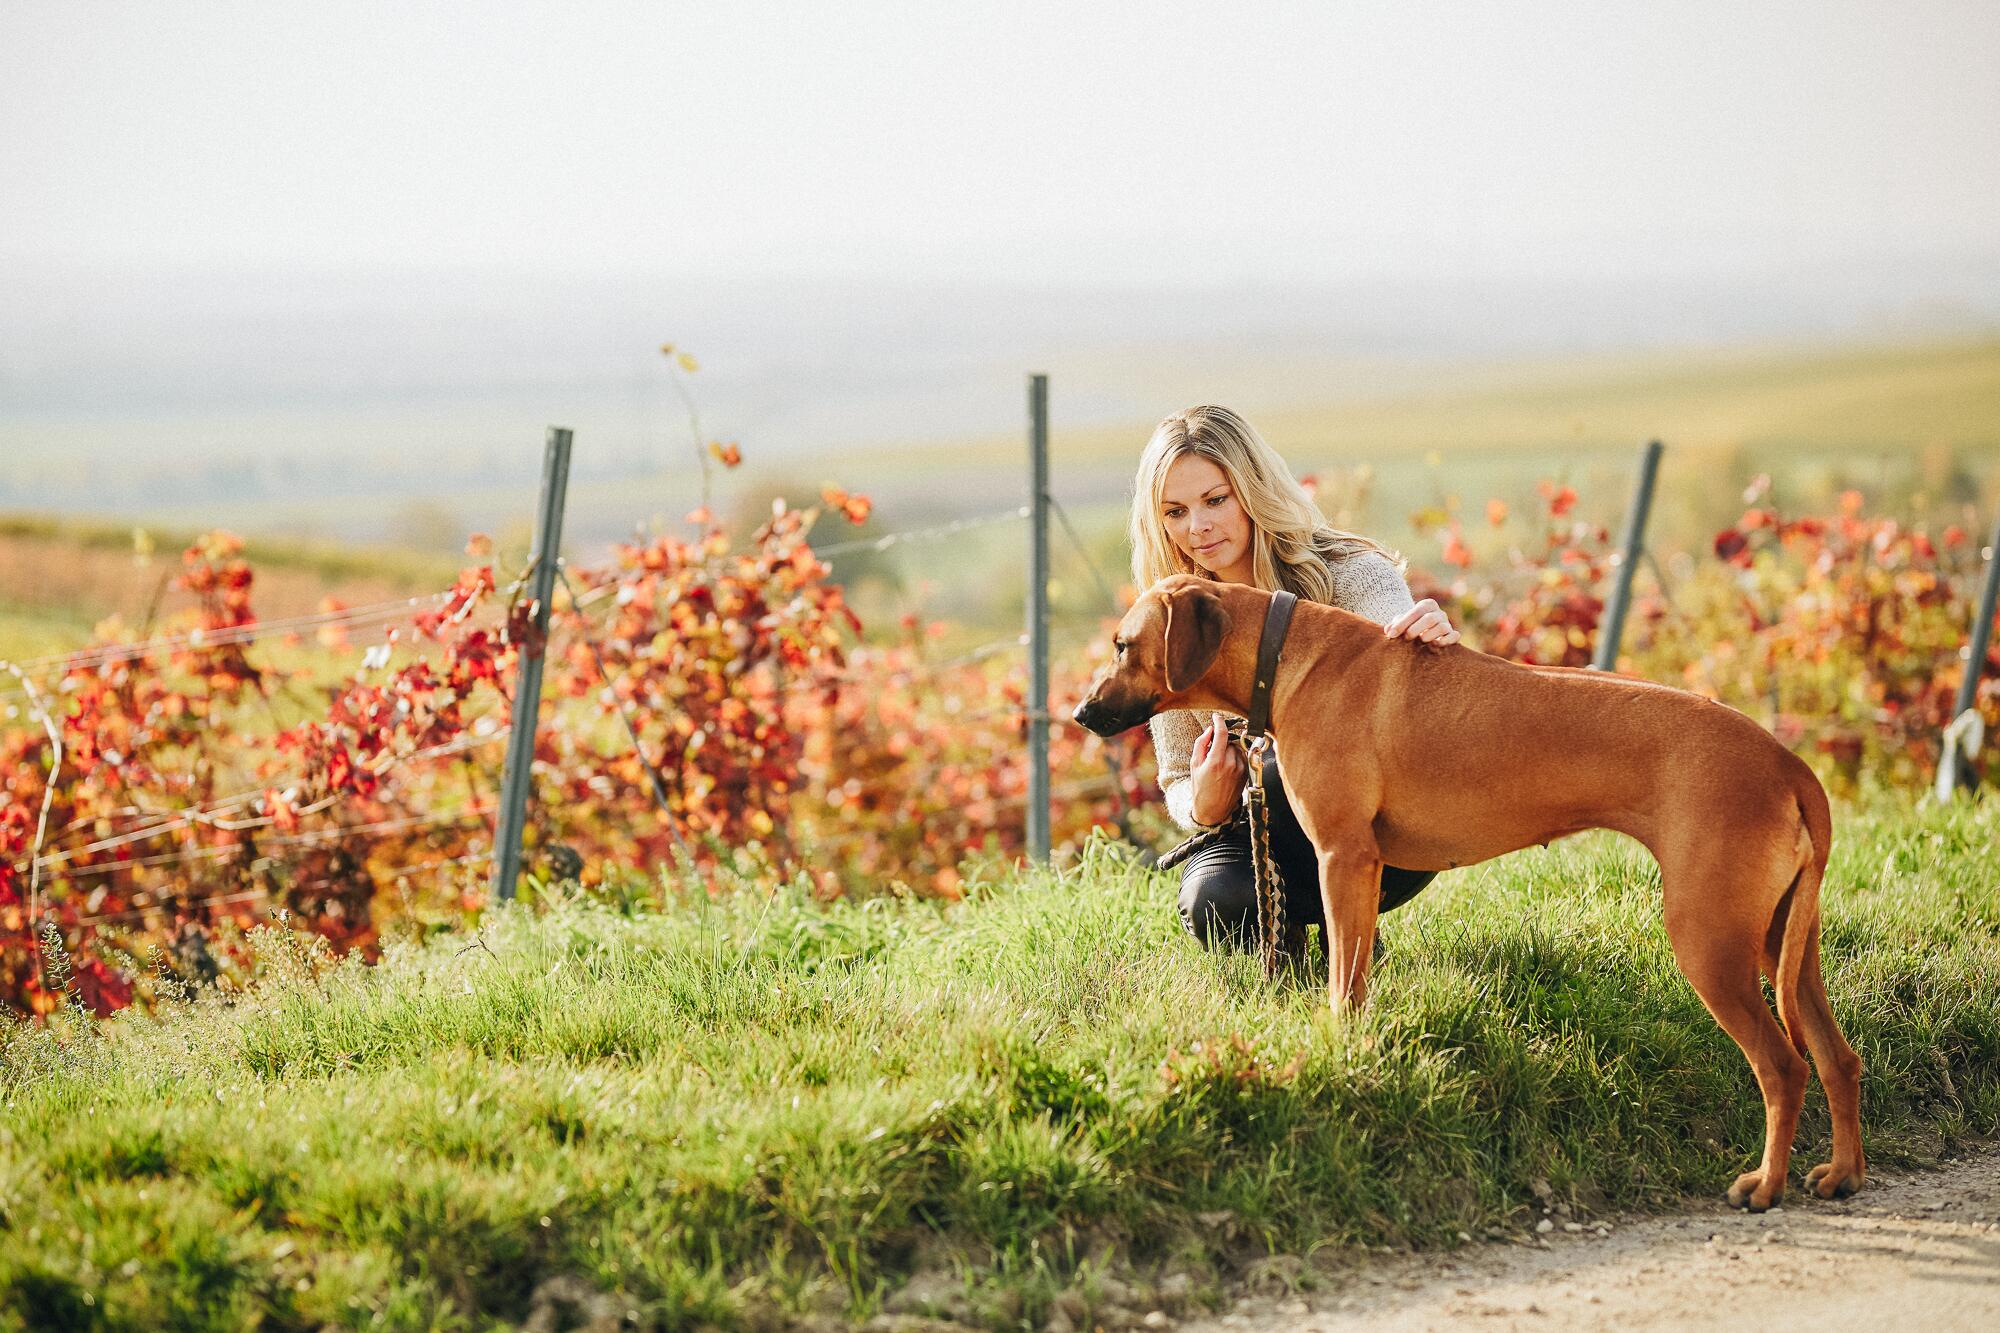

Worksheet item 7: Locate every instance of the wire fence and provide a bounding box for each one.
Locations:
[13,418,1999,1016]
[4,591,458,681]
[3,493,1142,947]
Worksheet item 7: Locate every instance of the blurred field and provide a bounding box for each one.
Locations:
[8,334,1999,655]
[880,332,2000,467]
[805,335,2000,634]
[844,332,2000,563]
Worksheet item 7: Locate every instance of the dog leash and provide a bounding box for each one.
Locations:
[1154,589,1298,979]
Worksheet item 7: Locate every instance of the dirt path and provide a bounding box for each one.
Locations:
[1184,1145,2000,1332]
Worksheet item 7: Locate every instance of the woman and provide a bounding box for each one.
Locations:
[1130,405,1459,952]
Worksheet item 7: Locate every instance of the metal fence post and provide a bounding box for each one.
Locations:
[1591,439,1665,672]
[1936,507,2000,798]
[492,427,574,903]
[1027,374,1051,862]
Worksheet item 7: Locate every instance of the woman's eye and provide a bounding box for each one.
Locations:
[1207,495,1226,506]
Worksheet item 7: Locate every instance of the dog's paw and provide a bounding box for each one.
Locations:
[1726,1168,1785,1212]
[1805,1161,1865,1200]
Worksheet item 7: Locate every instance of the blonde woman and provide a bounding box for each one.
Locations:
[1131,405,1458,951]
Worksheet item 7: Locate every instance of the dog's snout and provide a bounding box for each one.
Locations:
[1073,694,1149,738]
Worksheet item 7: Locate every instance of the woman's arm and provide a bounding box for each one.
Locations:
[1149,709,1207,831]
[1335,551,1455,641]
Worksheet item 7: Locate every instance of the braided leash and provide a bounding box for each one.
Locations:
[1243,734,1286,979]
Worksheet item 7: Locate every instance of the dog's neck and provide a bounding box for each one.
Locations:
[1167,583,1379,732]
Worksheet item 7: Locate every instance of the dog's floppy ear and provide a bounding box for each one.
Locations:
[1163,580,1232,693]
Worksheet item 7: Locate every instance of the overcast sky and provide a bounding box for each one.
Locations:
[6,0,1997,287]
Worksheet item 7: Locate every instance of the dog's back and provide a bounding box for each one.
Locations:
[1297,624,1811,872]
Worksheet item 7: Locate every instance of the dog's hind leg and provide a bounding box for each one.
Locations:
[1795,928,1867,1198]
[1661,868,1809,1212]
[1769,782,1867,1200]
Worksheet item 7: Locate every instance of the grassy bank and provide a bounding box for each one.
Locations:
[3,796,1997,1330]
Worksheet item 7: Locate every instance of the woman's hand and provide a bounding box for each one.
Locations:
[1188,713,1246,826]
[1383,597,1460,646]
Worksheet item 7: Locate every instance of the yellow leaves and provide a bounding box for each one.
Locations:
[1408,504,1448,535]
[660,343,700,373]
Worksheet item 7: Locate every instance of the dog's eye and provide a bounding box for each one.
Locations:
[1114,639,1128,656]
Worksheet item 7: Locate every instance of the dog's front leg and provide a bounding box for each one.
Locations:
[1318,841,1384,1010]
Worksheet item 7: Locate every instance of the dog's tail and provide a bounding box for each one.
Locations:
[1774,767,1833,1059]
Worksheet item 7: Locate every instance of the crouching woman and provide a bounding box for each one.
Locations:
[1129,406,1456,949]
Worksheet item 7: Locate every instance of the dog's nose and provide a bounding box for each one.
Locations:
[1072,699,1105,733]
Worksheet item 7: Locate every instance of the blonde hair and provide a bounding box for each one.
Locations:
[1128,405,1403,602]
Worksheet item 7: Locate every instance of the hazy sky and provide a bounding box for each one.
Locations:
[7,0,1997,287]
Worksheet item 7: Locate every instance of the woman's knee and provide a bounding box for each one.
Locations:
[1178,858,1258,948]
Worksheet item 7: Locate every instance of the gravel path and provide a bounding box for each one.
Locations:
[1183,1144,2000,1332]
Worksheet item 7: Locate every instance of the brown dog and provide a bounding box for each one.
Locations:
[1073,575,1865,1211]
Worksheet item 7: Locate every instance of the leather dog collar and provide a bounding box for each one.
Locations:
[1244,588,1297,739]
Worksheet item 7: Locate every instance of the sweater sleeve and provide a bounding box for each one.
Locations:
[1148,708,1207,831]
[1329,550,1416,626]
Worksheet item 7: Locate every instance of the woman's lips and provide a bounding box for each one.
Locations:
[1195,539,1225,555]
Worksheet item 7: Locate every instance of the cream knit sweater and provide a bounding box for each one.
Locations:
[1149,551,1417,831]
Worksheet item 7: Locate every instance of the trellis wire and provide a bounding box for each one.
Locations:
[7,590,456,678]
[37,804,497,882]
[71,849,495,927]
[21,730,506,873]
[813,505,1029,562]
[1,557,540,706]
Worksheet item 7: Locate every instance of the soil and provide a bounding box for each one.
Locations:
[1182,1143,2000,1332]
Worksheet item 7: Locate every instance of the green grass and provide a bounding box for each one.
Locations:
[3,796,1997,1330]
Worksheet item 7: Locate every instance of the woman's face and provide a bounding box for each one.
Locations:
[1159,454,1254,582]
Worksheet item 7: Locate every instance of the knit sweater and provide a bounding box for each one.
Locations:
[1149,551,1417,831]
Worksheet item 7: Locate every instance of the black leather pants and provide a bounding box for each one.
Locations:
[1177,754,1438,951]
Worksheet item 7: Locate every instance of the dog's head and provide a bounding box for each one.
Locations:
[1071,575,1233,736]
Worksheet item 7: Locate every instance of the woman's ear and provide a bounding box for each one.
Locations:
[1163,582,1232,693]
